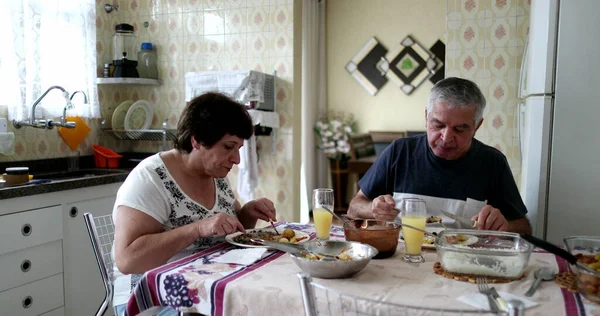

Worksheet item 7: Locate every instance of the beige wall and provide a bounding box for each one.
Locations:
[445,0,530,182]
[327,0,447,133]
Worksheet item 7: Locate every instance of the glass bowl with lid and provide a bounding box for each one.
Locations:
[435,229,533,279]
[564,236,600,303]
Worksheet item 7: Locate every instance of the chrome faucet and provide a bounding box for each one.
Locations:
[13,85,73,129]
[70,90,89,103]
[48,90,88,129]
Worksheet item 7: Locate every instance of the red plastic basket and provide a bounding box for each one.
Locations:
[92,144,123,168]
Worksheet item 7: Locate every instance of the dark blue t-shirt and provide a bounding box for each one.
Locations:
[358,134,527,221]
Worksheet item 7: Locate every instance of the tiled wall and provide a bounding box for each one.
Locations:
[446,0,530,184]
[2,0,298,222]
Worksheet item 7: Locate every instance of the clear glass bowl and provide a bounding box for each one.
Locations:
[435,230,532,279]
[563,236,600,303]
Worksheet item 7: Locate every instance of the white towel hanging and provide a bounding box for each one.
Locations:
[237,136,258,202]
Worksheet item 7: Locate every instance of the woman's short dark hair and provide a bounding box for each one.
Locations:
[174,92,254,152]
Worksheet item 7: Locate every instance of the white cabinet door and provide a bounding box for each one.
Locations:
[63,195,117,316]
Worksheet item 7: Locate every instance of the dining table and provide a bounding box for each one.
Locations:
[124,223,600,316]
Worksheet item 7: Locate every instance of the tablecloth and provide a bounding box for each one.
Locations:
[125,223,600,316]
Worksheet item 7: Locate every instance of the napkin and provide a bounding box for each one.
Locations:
[457,292,538,310]
[212,248,269,265]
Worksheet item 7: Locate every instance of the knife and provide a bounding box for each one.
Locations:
[489,287,509,311]
[439,210,477,228]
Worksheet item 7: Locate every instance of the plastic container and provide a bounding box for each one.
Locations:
[92,144,123,168]
[435,230,532,279]
[564,236,600,303]
[2,167,30,186]
[137,42,158,79]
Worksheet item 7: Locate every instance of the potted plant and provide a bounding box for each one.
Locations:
[314,111,357,211]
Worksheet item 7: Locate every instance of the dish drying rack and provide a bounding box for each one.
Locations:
[101,119,176,151]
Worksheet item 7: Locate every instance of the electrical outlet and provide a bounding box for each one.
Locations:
[0,118,7,133]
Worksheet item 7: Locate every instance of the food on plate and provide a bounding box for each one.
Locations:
[423,235,437,245]
[300,247,353,261]
[232,230,307,246]
[426,216,443,224]
[575,253,600,297]
[282,228,295,239]
[444,234,469,245]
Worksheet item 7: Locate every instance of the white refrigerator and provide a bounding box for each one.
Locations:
[520,0,600,243]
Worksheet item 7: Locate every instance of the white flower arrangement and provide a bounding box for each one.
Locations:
[314,112,357,161]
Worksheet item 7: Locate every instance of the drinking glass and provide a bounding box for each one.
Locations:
[399,198,427,263]
[312,188,334,241]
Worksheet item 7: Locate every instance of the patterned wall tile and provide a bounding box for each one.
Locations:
[460,0,486,20]
[490,0,511,17]
[225,8,247,33]
[459,20,485,49]
[489,18,514,48]
[270,4,292,31]
[224,34,247,59]
[182,0,205,13]
[183,11,204,37]
[247,6,269,32]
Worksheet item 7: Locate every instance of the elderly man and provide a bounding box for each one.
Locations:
[348,77,531,234]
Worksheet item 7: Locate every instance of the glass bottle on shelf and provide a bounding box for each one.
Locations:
[137,42,158,79]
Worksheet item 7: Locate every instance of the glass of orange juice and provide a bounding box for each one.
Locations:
[312,188,334,241]
[399,198,427,263]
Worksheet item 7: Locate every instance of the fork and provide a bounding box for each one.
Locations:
[476,277,500,313]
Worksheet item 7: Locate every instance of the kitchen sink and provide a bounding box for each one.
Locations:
[33,169,128,181]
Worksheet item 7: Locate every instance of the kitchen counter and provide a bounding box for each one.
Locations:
[0,169,129,200]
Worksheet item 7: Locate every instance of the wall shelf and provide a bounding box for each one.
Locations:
[97,78,163,85]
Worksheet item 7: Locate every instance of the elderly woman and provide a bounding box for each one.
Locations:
[111,92,276,314]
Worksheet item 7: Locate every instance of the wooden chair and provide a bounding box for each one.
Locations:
[349,133,375,160]
[369,131,406,156]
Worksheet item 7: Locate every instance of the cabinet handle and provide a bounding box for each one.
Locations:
[21,260,31,273]
[21,224,32,236]
[69,207,79,218]
[22,296,32,308]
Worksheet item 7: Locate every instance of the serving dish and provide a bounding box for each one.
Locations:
[435,230,532,279]
[290,240,378,279]
[342,218,400,259]
[564,236,600,303]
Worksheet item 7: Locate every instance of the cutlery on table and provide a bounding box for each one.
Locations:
[488,286,509,311]
[269,219,280,234]
[525,267,557,297]
[320,205,359,231]
[476,277,500,312]
[440,210,478,228]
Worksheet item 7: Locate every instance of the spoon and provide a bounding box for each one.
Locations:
[250,238,338,261]
[320,206,359,231]
[525,267,556,297]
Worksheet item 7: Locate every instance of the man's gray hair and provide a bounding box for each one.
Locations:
[427,77,486,124]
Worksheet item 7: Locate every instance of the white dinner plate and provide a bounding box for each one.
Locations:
[111,100,134,129]
[226,228,310,248]
[399,226,445,250]
[124,99,154,131]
